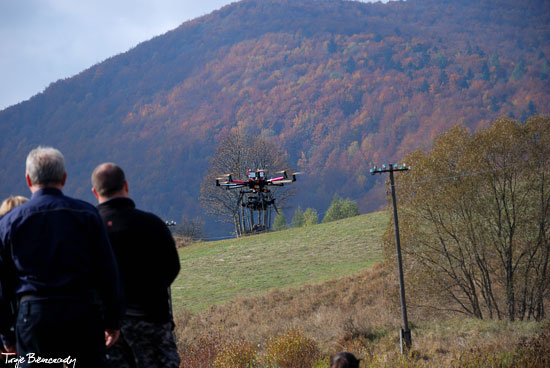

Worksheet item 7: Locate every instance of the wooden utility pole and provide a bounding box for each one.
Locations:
[371,163,411,354]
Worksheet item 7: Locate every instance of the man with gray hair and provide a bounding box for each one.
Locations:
[0,146,123,367]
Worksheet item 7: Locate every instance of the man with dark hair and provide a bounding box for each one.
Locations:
[91,164,126,197]
[331,352,361,368]
[0,146,123,367]
[91,162,181,368]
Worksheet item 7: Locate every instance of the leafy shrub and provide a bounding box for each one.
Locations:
[264,328,320,368]
[292,206,305,228]
[213,340,258,368]
[322,195,359,223]
[273,212,288,231]
[449,327,550,368]
[311,357,330,368]
[179,334,222,368]
[508,325,550,368]
[303,208,319,226]
[451,349,518,368]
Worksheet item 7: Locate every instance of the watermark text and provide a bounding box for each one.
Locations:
[2,352,77,367]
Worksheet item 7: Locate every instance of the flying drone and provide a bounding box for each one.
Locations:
[215,169,298,191]
[215,169,300,233]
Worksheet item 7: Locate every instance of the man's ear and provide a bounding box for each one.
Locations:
[61,172,67,187]
[124,180,129,194]
[25,174,32,188]
[92,187,100,200]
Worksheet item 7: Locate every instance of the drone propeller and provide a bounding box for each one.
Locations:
[275,169,303,174]
[275,169,302,179]
[215,173,236,186]
[217,173,237,178]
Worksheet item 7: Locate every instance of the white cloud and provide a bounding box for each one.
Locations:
[0,0,385,110]
[0,0,233,110]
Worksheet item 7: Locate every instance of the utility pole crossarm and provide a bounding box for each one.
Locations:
[370,162,412,354]
[370,163,411,175]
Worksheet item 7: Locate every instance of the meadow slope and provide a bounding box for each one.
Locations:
[172,211,388,312]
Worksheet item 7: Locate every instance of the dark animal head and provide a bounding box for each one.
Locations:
[330,352,360,368]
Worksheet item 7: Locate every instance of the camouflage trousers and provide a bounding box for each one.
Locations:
[105,318,180,368]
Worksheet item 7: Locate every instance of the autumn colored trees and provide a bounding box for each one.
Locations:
[389,116,550,321]
[0,0,548,237]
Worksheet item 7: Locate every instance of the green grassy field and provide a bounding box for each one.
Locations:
[172,211,389,312]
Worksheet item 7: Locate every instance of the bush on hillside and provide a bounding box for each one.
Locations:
[303,208,319,226]
[292,206,305,228]
[179,333,223,368]
[174,216,204,241]
[451,327,550,368]
[322,195,359,223]
[274,212,288,231]
[264,328,320,368]
[213,340,258,368]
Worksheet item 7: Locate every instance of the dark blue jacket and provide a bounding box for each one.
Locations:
[0,188,123,346]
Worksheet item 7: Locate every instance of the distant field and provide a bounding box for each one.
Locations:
[172,211,389,312]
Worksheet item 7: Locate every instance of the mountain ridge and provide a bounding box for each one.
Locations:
[1,0,548,236]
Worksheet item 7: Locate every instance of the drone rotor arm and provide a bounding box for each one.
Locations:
[218,183,246,190]
[271,179,294,184]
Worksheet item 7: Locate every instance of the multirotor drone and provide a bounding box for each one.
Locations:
[216,169,298,191]
[216,169,300,233]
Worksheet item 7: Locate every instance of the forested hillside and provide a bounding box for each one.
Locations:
[0,0,548,235]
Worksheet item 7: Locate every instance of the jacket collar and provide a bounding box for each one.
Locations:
[31,187,63,199]
[97,197,136,210]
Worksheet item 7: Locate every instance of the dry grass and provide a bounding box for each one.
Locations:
[173,212,548,367]
[173,233,196,247]
[174,262,548,367]
[175,263,398,352]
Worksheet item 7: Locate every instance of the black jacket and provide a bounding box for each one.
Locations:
[97,197,180,323]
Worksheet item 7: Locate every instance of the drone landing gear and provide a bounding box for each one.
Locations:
[240,192,275,234]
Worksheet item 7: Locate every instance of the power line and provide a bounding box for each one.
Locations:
[387,162,524,189]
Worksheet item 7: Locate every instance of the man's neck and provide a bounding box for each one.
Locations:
[98,192,129,204]
[30,184,63,194]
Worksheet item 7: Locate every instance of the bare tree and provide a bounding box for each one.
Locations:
[388,117,550,321]
[175,216,204,241]
[200,130,294,236]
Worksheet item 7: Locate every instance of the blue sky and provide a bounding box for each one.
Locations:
[0,0,385,111]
